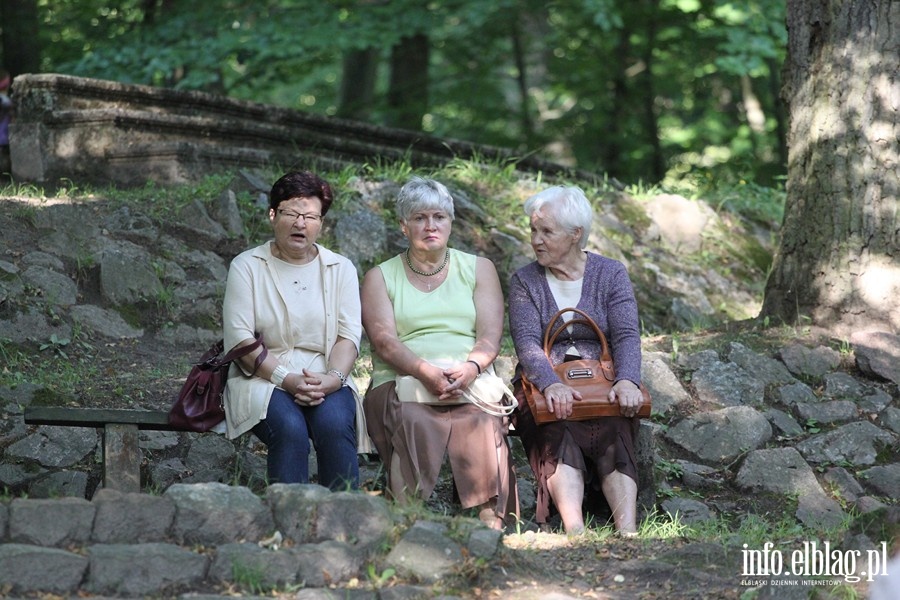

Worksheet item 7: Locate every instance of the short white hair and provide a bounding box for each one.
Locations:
[395,176,455,222]
[523,186,593,248]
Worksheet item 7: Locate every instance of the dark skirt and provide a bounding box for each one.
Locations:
[512,380,639,525]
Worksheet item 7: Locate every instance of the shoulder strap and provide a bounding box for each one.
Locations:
[219,333,265,366]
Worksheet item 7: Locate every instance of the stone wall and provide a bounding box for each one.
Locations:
[0,481,503,597]
[8,73,591,188]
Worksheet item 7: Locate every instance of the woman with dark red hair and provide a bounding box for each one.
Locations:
[221,171,365,490]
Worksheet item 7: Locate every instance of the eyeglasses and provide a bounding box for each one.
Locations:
[277,209,322,224]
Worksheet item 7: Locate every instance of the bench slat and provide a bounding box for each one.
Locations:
[24,406,182,430]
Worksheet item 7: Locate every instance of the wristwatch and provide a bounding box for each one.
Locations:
[327,369,347,386]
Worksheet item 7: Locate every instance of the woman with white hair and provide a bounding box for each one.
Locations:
[509,185,645,535]
[361,176,518,530]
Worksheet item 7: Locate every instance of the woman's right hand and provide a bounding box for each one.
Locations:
[542,382,583,419]
[419,363,462,401]
[284,372,327,407]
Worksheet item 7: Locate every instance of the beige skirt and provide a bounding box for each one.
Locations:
[365,381,518,522]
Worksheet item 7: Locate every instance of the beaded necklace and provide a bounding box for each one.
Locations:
[405,248,450,277]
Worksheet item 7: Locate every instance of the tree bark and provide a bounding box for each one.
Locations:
[510,15,534,150]
[386,34,429,130]
[0,0,41,77]
[337,47,379,121]
[766,57,788,170]
[602,31,630,178]
[761,0,899,335]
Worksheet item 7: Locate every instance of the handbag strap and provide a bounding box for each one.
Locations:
[543,307,613,364]
[462,372,518,417]
[218,333,265,367]
[466,392,517,417]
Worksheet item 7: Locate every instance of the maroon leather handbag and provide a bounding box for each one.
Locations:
[521,308,651,424]
[169,334,266,432]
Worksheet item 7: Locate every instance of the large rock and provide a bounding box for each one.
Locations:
[209,543,304,587]
[851,331,900,385]
[313,491,393,550]
[8,497,95,547]
[5,426,98,469]
[642,355,691,415]
[385,520,462,583]
[796,422,896,466]
[664,406,772,463]
[266,483,332,544]
[70,304,144,339]
[691,361,765,408]
[735,447,824,496]
[644,194,717,253]
[86,543,208,596]
[165,482,274,546]
[97,238,164,305]
[0,544,88,595]
[91,488,176,543]
[21,265,78,307]
[725,342,797,387]
[859,464,900,498]
[779,344,842,379]
[736,447,845,527]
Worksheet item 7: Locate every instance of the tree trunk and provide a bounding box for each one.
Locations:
[337,47,379,121]
[760,0,899,335]
[0,0,41,77]
[640,0,664,183]
[602,32,630,178]
[766,57,788,170]
[510,15,534,150]
[386,34,429,130]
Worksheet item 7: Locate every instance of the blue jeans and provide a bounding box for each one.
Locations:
[252,386,359,490]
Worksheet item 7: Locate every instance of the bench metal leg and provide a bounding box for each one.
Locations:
[103,423,141,493]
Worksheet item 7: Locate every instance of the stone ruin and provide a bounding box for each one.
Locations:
[7,73,589,188]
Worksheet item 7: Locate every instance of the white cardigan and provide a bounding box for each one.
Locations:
[221,241,372,452]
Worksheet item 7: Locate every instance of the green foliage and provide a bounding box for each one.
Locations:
[656,458,685,481]
[38,333,70,358]
[637,509,690,539]
[705,179,786,227]
[0,338,31,388]
[366,564,396,588]
[34,0,787,188]
[688,510,805,548]
[230,560,272,595]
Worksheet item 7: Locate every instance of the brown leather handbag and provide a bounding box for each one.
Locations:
[521,307,651,424]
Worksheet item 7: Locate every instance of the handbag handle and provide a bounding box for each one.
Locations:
[217,333,266,369]
[543,308,615,377]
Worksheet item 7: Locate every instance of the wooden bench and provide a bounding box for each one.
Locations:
[23,407,188,493]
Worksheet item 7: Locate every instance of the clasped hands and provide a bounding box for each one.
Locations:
[284,369,343,407]
[420,361,480,401]
[544,379,644,419]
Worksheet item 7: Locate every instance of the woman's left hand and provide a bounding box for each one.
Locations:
[439,361,480,400]
[608,380,644,418]
[291,369,341,406]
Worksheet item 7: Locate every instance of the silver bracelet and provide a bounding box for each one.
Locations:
[270,365,290,388]
[327,368,347,386]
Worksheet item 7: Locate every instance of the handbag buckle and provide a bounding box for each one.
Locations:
[566,368,594,379]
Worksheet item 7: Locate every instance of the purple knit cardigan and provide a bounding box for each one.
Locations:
[508,252,642,392]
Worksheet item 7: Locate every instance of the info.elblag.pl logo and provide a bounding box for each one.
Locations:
[741,541,890,584]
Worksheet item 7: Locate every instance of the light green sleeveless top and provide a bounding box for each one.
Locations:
[370,249,478,388]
